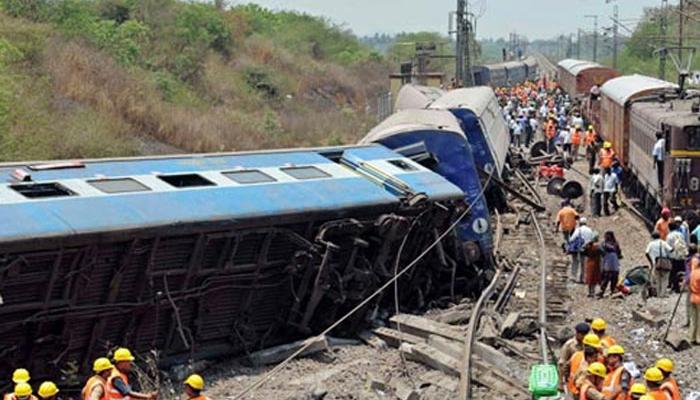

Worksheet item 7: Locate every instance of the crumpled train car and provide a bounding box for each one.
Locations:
[0,146,471,384]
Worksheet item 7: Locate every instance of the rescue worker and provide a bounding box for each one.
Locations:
[644,367,673,400]
[579,362,622,400]
[585,125,599,171]
[591,318,616,349]
[83,358,114,400]
[37,383,58,400]
[183,374,210,400]
[566,333,603,396]
[655,208,672,241]
[106,348,158,400]
[6,384,37,400]
[599,142,616,170]
[556,199,579,241]
[655,359,680,400]
[558,322,590,391]
[602,345,631,399]
[571,126,583,161]
[628,383,648,400]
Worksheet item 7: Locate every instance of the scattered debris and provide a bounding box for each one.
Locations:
[248,336,329,366]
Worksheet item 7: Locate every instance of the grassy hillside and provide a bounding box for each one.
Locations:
[0,0,390,161]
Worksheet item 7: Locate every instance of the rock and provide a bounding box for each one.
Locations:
[631,309,665,328]
[500,312,521,339]
[359,330,388,350]
[366,373,388,392]
[665,332,692,352]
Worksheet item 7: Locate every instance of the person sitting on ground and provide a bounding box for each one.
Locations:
[600,232,622,298]
[627,383,648,400]
[568,334,604,396]
[558,322,590,391]
[655,358,681,400]
[601,345,631,399]
[645,232,673,298]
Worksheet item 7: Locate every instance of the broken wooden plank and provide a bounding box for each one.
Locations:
[632,309,666,328]
[358,330,388,350]
[372,327,424,348]
[248,336,328,366]
[390,314,464,342]
[500,312,521,339]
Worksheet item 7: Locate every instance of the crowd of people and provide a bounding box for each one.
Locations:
[3,348,210,400]
[498,79,696,399]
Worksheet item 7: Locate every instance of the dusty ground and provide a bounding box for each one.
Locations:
[546,158,700,394]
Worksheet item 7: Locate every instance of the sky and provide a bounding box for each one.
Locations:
[231,0,676,39]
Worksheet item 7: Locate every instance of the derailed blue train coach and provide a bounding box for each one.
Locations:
[0,145,483,383]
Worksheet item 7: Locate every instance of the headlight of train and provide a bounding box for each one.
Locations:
[690,177,700,192]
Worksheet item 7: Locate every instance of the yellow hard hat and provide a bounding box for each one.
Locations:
[591,318,607,331]
[630,383,647,395]
[588,125,594,130]
[12,368,30,384]
[603,141,612,149]
[587,362,607,378]
[38,382,59,398]
[113,347,135,362]
[606,344,624,356]
[644,367,664,382]
[655,358,674,373]
[14,383,32,398]
[639,396,653,400]
[184,374,204,391]
[93,357,114,373]
[582,333,602,348]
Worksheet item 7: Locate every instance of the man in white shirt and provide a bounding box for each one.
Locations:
[571,113,584,130]
[539,104,548,119]
[589,168,604,217]
[569,217,596,283]
[645,232,673,297]
[652,132,665,188]
[602,168,619,215]
[559,125,572,158]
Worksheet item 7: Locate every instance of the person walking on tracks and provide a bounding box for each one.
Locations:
[82,358,114,400]
[601,345,631,400]
[569,218,595,283]
[646,232,673,298]
[106,348,158,400]
[599,142,616,170]
[585,126,599,172]
[602,169,619,215]
[571,126,583,161]
[183,375,210,400]
[599,232,622,298]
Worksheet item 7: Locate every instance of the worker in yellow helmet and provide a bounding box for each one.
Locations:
[567,333,604,396]
[599,141,616,169]
[601,345,631,400]
[628,383,647,400]
[184,375,210,400]
[82,358,114,400]
[644,368,670,400]
[6,383,37,400]
[655,358,681,400]
[579,362,617,400]
[591,318,616,349]
[4,370,31,400]
[105,348,158,400]
[37,382,59,400]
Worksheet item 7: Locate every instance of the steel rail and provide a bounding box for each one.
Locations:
[531,209,550,363]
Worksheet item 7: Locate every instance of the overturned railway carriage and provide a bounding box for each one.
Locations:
[471,58,538,87]
[393,84,446,112]
[628,97,700,215]
[360,110,493,262]
[0,147,472,384]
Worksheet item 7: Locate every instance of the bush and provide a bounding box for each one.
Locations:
[0,0,50,21]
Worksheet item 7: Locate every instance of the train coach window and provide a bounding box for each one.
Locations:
[686,126,700,149]
[281,166,331,180]
[10,182,75,199]
[157,174,216,188]
[88,178,151,194]
[388,159,417,171]
[223,170,276,184]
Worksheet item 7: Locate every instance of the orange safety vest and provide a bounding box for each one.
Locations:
[189,396,211,400]
[600,335,616,349]
[585,131,597,145]
[648,388,672,400]
[602,366,627,400]
[579,380,600,400]
[83,375,108,400]
[568,351,585,394]
[599,149,615,168]
[660,380,681,400]
[572,131,582,146]
[3,396,38,400]
[106,368,130,400]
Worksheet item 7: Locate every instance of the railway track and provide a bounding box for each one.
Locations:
[532,51,558,79]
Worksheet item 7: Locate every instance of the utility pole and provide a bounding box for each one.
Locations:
[679,0,685,63]
[454,1,474,88]
[463,2,474,87]
[455,0,464,85]
[612,5,619,69]
[660,0,668,79]
[577,29,582,58]
[585,15,599,62]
